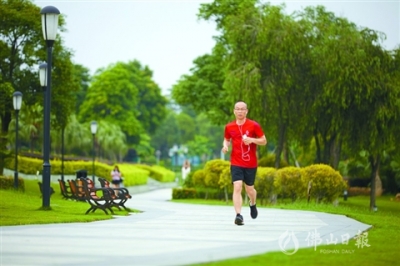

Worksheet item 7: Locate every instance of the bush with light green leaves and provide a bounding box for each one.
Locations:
[302,164,347,203]
[204,159,230,190]
[255,167,278,204]
[274,166,306,202]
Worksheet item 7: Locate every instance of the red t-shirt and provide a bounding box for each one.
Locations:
[224,119,265,168]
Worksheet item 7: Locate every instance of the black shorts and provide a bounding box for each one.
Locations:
[230,165,257,186]
[111,180,121,185]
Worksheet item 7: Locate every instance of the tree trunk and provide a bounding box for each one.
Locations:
[330,136,341,170]
[274,123,286,168]
[369,154,381,211]
[314,129,322,163]
[375,172,383,197]
[283,141,290,165]
[0,111,12,175]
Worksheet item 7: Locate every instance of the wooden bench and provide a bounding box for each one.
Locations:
[79,177,115,215]
[58,179,74,200]
[38,182,55,198]
[98,177,132,211]
[67,179,86,201]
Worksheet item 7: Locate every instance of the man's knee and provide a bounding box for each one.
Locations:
[245,185,256,193]
[233,181,243,193]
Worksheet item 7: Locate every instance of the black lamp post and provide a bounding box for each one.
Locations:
[172,144,179,177]
[90,121,98,185]
[12,91,23,189]
[40,5,60,208]
[39,62,47,164]
[155,150,161,165]
[61,127,65,182]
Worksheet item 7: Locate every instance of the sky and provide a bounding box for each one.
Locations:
[34,0,400,95]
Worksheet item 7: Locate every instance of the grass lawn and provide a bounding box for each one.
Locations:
[173,196,400,266]
[0,178,135,226]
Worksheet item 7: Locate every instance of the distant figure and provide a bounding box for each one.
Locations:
[110,165,123,191]
[181,160,191,180]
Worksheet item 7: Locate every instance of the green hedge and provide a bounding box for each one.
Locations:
[176,160,347,204]
[135,164,175,182]
[172,188,197,199]
[5,156,149,186]
[0,175,25,191]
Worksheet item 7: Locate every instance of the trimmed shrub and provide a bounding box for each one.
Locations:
[0,175,25,191]
[274,166,305,202]
[348,187,371,196]
[258,154,289,168]
[302,164,347,203]
[172,188,197,199]
[5,156,149,186]
[204,159,230,190]
[255,167,277,204]
[135,164,175,182]
[192,169,209,199]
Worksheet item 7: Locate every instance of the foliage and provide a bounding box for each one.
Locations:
[203,159,230,189]
[78,60,166,149]
[0,176,24,191]
[172,188,197,199]
[4,155,149,186]
[0,0,68,173]
[78,62,143,139]
[348,187,371,197]
[274,166,305,202]
[186,135,214,163]
[258,154,289,168]
[219,165,232,193]
[171,53,231,125]
[134,164,175,183]
[254,167,277,204]
[115,164,148,186]
[302,164,347,203]
[192,169,207,189]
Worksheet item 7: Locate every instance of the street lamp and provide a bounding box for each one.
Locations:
[61,127,65,182]
[90,121,98,185]
[172,144,179,172]
[39,63,47,89]
[40,5,60,208]
[155,150,161,165]
[12,91,23,189]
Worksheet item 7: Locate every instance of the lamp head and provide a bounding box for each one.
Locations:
[40,6,60,42]
[13,91,23,111]
[90,121,98,134]
[39,63,47,87]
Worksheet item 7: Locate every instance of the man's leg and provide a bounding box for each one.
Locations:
[245,184,257,206]
[245,184,258,219]
[233,180,243,214]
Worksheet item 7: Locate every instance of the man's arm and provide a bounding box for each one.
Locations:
[222,138,231,153]
[244,135,267,146]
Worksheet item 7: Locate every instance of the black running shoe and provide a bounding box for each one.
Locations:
[234,214,244,225]
[250,204,258,219]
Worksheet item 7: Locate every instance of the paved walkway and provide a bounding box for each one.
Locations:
[1,183,371,266]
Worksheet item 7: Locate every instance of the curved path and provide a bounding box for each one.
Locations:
[0,188,371,266]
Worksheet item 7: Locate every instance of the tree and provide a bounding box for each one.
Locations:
[78,61,166,150]
[78,62,143,143]
[172,52,231,125]
[122,60,167,135]
[73,64,91,114]
[0,0,69,173]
